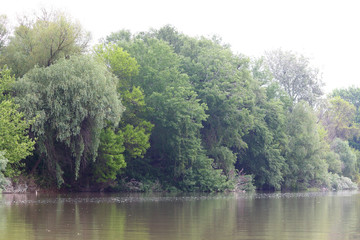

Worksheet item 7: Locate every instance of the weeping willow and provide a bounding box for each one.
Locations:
[15,55,124,186]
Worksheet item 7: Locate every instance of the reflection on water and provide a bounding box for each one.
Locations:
[0,191,359,240]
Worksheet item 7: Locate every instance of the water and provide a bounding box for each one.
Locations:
[0,191,359,240]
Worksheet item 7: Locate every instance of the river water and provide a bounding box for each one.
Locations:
[0,191,359,240]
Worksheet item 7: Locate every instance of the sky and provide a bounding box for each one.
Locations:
[2,0,360,93]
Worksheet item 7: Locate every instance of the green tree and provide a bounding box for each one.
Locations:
[331,138,357,180]
[264,49,323,106]
[320,96,358,141]
[14,55,123,187]
[94,128,126,184]
[95,43,153,181]
[240,98,287,190]
[1,9,90,77]
[284,102,328,189]
[108,33,229,190]
[236,58,289,190]
[169,34,255,175]
[331,87,360,150]
[94,43,139,89]
[0,67,35,177]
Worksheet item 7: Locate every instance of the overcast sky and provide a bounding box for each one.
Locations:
[2,0,360,93]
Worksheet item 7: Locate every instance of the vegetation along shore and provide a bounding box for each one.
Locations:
[0,10,359,193]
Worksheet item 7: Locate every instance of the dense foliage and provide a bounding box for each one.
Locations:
[14,56,123,187]
[0,11,359,191]
[0,68,35,177]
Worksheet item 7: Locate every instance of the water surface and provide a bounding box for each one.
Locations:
[0,191,359,240]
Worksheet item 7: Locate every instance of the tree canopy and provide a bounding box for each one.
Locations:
[1,9,90,77]
[14,55,123,186]
[0,14,358,192]
[264,49,323,106]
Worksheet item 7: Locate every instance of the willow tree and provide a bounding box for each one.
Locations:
[14,55,123,187]
[1,9,90,77]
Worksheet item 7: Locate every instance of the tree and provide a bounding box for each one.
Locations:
[240,98,287,190]
[14,55,123,187]
[264,49,323,106]
[94,43,139,89]
[93,128,126,184]
[95,43,153,182]
[284,102,328,189]
[331,138,357,180]
[1,9,90,77]
[165,34,256,176]
[0,67,35,177]
[107,33,230,190]
[331,87,360,150]
[320,96,358,141]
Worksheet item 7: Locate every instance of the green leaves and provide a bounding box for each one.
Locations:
[14,55,123,185]
[94,128,126,183]
[94,43,139,89]
[0,68,34,177]
[284,102,328,189]
[1,10,90,77]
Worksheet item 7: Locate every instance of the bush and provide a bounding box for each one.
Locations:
[328,173,358,190]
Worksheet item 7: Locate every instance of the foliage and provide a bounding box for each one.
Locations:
[181,154,230,192]
[14,55,123,187]
[327,173,358,190]
[331,138,357,180]
[0,68,35,177]
[240,98,287,190]
[94,128,126,183]
[331,87,360,151]
[320,96,358,141]
[167,32,256,176]
[109,33,230,190]
[233,173,256,192]
[284,102,328,189]
[2,19,357,192]
[0,151,8,189]
[1,9,90,77]
[94,43,139,89]
[95,42,153,182]
[264,49,323,106]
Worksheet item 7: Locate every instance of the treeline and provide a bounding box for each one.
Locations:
[0,10,359,191]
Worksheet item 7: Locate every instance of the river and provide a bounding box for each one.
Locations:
[0,191,359,240]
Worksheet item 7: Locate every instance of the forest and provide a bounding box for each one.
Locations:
[0,10,359,192]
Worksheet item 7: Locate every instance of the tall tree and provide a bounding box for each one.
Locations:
[94,44,153,183]
[264,49,323,106]
[1,9,90,77]
[284,102,328,189]
[108,33,229,190]
[172,34,256,175]
[14,55,123,187]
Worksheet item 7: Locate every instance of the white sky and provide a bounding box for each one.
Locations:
[2,0,360,93]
